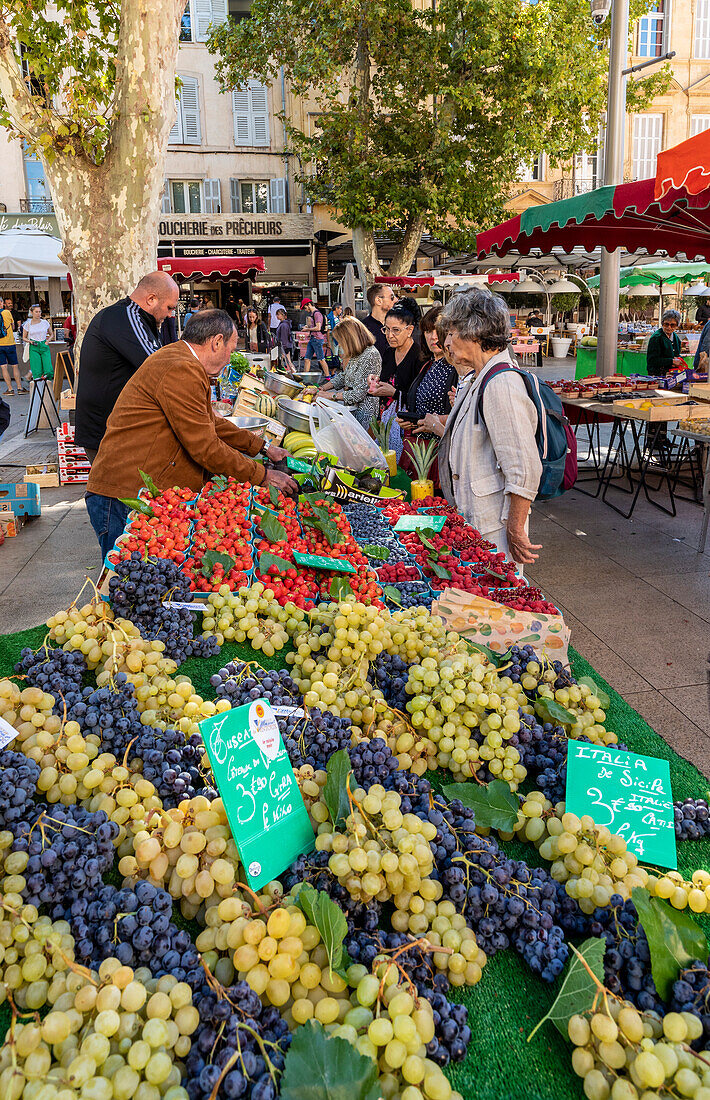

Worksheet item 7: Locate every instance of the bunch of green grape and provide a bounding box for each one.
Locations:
[0,958,197,1100]
[314,784,438,904]
[568,998,709,1100]
[389,900,487,988]
[83,759,163,855]
[518,658,618,747]
[47,601,143,670]
[0,902,75,1010]
[405,653,528,787]
[333,969,463,1100]
[646,868,710,914]
[201,583,303,655]
[538,811,649,912]
[0,680,61,749]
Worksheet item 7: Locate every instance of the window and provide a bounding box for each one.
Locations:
[632,114,663,179]
[637,2,665,57]
[696,0,710,57]
[517,155,543,182]
[232,81,269,146]
[179,0,228,42]
[230,180,269,213]
[23,145,52,211]
[691,115,710,136]
[168,76,202,145]
[204,179,221,214]
[170,181,203,213]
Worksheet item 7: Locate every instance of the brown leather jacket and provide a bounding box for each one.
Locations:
[87,341,266,499]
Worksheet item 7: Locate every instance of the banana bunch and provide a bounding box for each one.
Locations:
[283,430,318,458]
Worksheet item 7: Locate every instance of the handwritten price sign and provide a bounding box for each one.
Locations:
[199,699,314,889]
[566,740,677,869]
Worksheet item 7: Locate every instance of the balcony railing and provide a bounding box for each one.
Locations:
[552,178,599,200]
[19,198,54,213]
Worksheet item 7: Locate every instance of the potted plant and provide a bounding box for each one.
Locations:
[409,437,439,499]
[370,418,397,477]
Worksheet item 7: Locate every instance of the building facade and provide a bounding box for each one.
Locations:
[510,0,710,213]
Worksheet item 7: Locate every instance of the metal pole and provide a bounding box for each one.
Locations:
[597,0,629,377]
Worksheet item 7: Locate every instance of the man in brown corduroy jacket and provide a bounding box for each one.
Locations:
[85,309,296,559]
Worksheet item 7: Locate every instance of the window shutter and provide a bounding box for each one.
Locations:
[204,178,221,213]
[194,0,214,41]
[229,178,241,212]
[168,93,183,144]
[696,0,710,57]
[249,81,269,147]
[269,177,286,213]
[180,77,202,145]
[232,87,251,144]
[632,114,663,179]
[691,115,710,136]
[161,179,171,214]
[209,0,228,29]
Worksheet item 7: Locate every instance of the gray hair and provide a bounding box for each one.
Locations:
[182,308,235,345]
[439,288,510,352]
[661,308,681,324]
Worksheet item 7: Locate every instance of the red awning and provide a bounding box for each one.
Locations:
[485,272,520,284]
[655,129,710,201]
[157,256,266,280]
[374,274,435,288]
[476,177,710,262]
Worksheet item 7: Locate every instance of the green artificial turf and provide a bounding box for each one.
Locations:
[1,625,709,1099]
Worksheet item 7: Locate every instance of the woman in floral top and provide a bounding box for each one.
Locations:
[318,317,381,427]
[398,305,457,491]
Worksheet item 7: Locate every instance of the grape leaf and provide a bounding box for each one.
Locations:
[268,484,280,509]
[200,550,235,580]
[528,938,606,1041]
[323,749,352,830]
[258,551,293,575]
[578,676,611,711]
[535,696,576,727]
[255,507,286,543]
[293,885,349,976]
[463,640,512,668]
[280,1021,380,1100]
[118,497,154,517]
[442,779,519,831]
[330,576,354,601]
[429,560,451,580]
[138,468,161,498]
[362,544,389,560]
[383,585,403,606]
[632,887,708,1001]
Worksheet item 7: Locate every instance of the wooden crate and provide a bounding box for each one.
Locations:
[60,390,76,410]
[24,471,60,487]
[611,395,709,421]
[688,382,710,403]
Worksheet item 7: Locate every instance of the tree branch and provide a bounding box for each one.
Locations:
[388,215,427,277]
[0,13,54,141]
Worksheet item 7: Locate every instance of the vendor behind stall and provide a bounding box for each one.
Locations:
[85,310,295,559]
[646,308,685,376]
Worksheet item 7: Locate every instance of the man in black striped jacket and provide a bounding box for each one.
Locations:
[75,271,179,462]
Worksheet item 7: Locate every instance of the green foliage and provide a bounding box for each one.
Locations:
[529,939,606,1040]
[209,0,668,249]
[551,293,580,314]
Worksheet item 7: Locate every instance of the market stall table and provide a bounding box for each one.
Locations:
[669,423,710,550]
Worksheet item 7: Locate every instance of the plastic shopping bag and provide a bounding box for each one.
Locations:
[22,342,30,363]
[308,398,387,471]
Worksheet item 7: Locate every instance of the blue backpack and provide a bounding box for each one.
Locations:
[476,363,577,499]
[0,313,6,339]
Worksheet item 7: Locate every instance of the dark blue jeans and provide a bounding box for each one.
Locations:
[85,492,129,562]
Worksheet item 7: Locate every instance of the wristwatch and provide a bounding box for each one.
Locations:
[260,440,272,459]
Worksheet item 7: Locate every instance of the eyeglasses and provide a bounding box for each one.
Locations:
[383,326,406,335]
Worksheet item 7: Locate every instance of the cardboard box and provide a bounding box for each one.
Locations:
[0,482,41,516]
[0,513,19,537]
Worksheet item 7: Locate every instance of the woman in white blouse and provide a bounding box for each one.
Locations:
[437,289,543,566]
[23,304,53,381]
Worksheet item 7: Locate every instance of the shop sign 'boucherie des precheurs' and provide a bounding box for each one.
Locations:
[158,213,313,242]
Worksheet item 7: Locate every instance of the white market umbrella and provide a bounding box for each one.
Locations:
[0,229,66,277]
[684,282,710,295]
[342,263,356,313]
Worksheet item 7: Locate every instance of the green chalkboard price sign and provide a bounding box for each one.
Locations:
[199,699,315,889]
[292,551,356,573]
[394,515,447,532]
[566,739,677,869]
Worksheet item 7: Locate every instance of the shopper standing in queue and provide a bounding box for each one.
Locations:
[363,284,397,359]
[75,271,179,463]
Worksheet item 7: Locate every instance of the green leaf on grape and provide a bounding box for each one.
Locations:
[138,468,161,498]
[330,576,354,601]
[200,550,235,580]
[118,497,154,517]
[528,938,606,1041]
[442,779,519,831]
[578,675,610,711]
[280,1020,380,1100]
[361,544,389,560]
[534,696,576,727]
[631,887,708,1001]
[255,507,287,543]
[383,585,403,606]
[258,551,293,575]
[322,749,351,829]
[463,640,512,668]
[428,560,451,580]
[293,884,349,978]
[268,484,280,509]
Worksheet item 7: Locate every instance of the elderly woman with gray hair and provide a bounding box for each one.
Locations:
[646,308,685,376]
[436,288,543,566]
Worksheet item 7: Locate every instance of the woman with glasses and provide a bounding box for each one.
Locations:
[646,308,685,377]
[369,297,423,405]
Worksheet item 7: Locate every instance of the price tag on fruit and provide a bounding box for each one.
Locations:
[292,552,356,573]
[0,714,17,750]
[565,740,677,868]
[286,457,313,472]
[199,699,314,889]
[394,515,447,532]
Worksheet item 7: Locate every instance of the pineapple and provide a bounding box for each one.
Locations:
[369,417,398,477]
[409,437,438,499]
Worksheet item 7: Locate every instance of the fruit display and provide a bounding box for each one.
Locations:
[1,477,710,1100]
